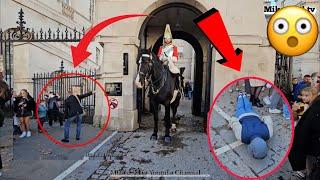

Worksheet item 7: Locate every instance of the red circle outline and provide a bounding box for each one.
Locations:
[207,76,295,180]
[35,72,111,149]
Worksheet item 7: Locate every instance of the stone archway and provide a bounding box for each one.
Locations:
[95,0,275,131]
[152,31,204,116]
[136,2,211,128]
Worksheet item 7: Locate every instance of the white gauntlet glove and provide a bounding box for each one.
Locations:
[168,56,178,63]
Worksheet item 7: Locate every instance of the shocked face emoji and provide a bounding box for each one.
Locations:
[268,6,318,56]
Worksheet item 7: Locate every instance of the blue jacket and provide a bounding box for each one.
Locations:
[293,81,310,101]
[240,115,270,144]
[38,104,47,118]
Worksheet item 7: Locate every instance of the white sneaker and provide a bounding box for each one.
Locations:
[263,96,271,105]
[19,131,26,138]
[269,108,281,114]
[26,131,31,137]
[293,171,306,178]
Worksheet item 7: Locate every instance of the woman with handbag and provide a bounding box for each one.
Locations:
[14,89,35,138]
[61,89,94,143]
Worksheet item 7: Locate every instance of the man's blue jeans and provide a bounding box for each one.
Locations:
[188,91,192,100]
[64,114,82,140]
[236,95,256,118]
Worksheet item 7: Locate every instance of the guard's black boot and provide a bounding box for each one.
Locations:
[174,74,180,90]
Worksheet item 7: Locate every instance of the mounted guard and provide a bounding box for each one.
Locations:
[157,24,181,90]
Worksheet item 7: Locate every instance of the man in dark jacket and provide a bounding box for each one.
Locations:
[289,95,320,178]
[61,89,94,143]
[47,92,63,127]
[0,72,11,177]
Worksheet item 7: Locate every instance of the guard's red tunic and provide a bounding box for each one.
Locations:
[157,45,179,61]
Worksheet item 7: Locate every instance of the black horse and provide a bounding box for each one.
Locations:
[135,47,181,143]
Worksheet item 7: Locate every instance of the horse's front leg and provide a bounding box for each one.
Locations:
[164,105,172,143]
[150,101,159,141]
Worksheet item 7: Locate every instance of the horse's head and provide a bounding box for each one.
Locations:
[135,47,154,89]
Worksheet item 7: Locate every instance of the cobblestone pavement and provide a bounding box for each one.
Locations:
[0,97,298,179]
[210,82,294,178]
[66,99,233,180]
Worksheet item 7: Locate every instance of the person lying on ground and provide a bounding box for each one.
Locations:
[228,92,273,159]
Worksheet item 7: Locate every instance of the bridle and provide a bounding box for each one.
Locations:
[138,53,166,95]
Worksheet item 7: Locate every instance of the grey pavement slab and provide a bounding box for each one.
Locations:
[67,100,233,180]
[0,115,14,179]
[13,119,111,161]
[1,115,114,180]
[0,98,296,179]
[210,81,293,178]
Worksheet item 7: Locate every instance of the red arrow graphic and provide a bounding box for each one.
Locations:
[71,14,147,67]
[194,8,243,71]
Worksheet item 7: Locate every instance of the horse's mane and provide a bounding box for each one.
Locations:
[150,51,163,68]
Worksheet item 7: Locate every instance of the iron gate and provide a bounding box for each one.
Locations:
[32,67,97,124]
[0,8,86,113]
[274,52,292,100]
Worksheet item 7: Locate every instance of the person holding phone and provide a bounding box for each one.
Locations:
[61,89,95,143]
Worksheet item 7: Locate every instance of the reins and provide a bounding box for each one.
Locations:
[139,53,167,95]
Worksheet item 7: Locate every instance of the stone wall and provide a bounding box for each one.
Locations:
[0,0,102,96]
[96,0,276,131]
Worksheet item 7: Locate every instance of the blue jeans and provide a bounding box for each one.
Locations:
[269,90,282,109]
[236,95,256,118]
[188,91,192,100]
[64,115,82,140]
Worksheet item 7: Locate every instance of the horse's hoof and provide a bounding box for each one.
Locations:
[150,134,157,141]
[164,136,172,143]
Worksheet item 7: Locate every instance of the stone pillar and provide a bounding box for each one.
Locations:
[13,44,33,92]
[94,37,140,131]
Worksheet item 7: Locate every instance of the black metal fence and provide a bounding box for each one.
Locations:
[274,52,292,99]
[0,8,85,115]
[32,70,97,124]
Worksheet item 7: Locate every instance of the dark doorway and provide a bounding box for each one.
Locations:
[152,31,203,116]
[136,3,212,130]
